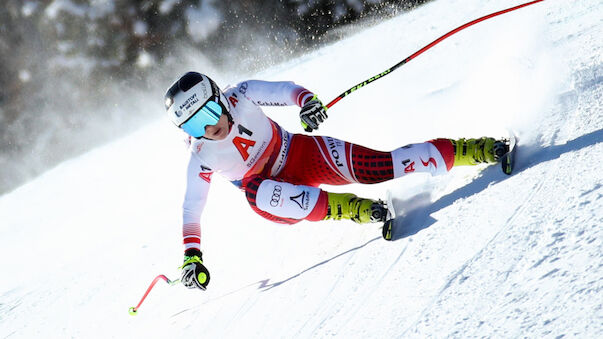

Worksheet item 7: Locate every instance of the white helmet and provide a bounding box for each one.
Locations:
[164,72,229,138]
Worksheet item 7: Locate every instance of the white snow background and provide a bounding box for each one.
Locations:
[1,0,601,337]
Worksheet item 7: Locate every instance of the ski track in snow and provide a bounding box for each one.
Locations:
[1,0,602,338]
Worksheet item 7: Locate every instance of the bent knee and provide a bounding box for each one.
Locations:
[247,179,322,220]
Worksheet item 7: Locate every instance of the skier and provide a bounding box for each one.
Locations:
[164,72,508,290]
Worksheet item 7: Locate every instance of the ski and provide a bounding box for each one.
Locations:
[501,133,518,175]
[382,191,396,241]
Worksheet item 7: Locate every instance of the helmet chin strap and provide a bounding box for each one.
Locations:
[225,111,234,124]
[225,111,234,133]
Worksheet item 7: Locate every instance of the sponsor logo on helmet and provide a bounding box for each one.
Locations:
[180,93,199,112]
[200,84,210,101]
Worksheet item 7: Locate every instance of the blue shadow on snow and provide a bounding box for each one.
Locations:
[389,128,603,241]
[258,128,603,287]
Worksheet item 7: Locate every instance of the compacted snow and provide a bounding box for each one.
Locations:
[1,0,601,338]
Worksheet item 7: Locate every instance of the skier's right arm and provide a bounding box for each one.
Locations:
[181,154,212,290]
[234,80,328,132]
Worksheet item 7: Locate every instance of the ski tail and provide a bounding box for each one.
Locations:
[382,191,396,241]
[501,133,518,175]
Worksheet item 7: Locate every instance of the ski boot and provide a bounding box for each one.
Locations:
[450,137,509,166]
[324,193,388,224]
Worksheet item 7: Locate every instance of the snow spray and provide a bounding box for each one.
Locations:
[325,0,546,109]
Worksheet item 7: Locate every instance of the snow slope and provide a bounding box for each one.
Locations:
[1,0,601,338]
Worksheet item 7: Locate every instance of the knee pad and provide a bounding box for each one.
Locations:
[254,179,321,219]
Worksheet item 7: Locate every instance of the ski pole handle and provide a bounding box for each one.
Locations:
[129,274,180,315]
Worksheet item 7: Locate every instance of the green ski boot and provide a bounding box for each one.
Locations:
[451,137,508,166]
[324,193,387,224]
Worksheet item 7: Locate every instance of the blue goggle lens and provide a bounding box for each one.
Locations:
[180,101,223,138]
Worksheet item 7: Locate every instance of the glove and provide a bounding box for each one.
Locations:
[180,249,210,290]
[299,95,328,132]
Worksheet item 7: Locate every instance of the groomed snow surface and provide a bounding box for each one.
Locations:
[1,0,601,337]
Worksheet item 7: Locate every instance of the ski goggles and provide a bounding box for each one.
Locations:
[180,100,223,138]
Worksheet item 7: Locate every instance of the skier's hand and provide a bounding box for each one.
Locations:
[299,95,328,132]
[180,249,210,290]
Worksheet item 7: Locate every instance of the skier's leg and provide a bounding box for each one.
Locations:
[242,175,328,224]
[278,134,507,187]
[390,139,455,177]
[275,134,394,186]
[377,137,509,176]
[249,136,509,225]
[276,134,457,186]
[242,175,386,224]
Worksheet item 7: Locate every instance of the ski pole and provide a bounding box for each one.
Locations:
[325,0,545,109]
[129,274,180,315]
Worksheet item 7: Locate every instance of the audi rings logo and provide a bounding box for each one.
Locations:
[270,185,282,207]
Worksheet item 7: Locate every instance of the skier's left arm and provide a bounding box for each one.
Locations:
[234,80,328,132]
[180,154,212,290]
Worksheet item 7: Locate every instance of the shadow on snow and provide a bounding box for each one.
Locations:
[389,128,603,240]
[255,128,603,289]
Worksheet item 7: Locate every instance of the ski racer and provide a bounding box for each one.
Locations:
[164,72,508,290]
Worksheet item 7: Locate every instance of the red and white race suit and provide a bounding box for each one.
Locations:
[181,80,454,252]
